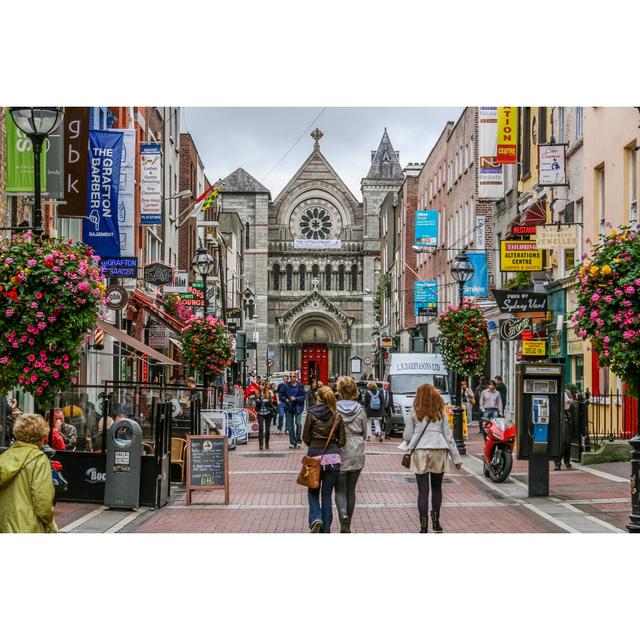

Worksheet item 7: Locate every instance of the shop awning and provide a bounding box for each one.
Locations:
[169,337,183,351]
[130,289,185,334]
[520,201,547,226]
[96,318,180,366]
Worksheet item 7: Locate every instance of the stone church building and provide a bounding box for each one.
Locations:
[220,128,404,383]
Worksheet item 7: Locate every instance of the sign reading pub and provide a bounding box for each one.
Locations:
[492,290,548,313]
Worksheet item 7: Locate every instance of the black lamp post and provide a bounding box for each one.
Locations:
[628,389,640,533]
[450,250,475,456]
[191,243,216,407]
[9,107,64,236]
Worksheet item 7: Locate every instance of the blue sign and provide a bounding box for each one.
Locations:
[464,252,489,298]
[101,257,138,278]
[414,210,439,247]
[414,280,438,317]
[82,130,124,257]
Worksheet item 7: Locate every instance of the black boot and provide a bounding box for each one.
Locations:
[431,510,443,533]
[339,514,351,533]
[419,515,429,533]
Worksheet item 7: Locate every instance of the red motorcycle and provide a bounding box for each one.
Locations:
[481,416,516,483]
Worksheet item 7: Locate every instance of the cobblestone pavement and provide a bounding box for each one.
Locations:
[54,430,632,533]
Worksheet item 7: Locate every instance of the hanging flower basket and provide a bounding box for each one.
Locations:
[0,233,105,402]
[181,316,234,375]
[437,303,488,377]
[571,225,640,397]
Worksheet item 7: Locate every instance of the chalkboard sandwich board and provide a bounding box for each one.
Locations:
[186,435,229,505]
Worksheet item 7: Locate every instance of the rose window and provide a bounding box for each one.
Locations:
[299,208,332,240]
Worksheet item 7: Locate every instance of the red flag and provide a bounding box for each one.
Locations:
[194,179,223,203]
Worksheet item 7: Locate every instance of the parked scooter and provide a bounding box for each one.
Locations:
[481,416,516,483]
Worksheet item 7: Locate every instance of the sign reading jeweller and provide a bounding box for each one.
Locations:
[143,262,174,286]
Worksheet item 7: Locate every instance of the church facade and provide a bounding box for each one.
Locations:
[220,128,404,383]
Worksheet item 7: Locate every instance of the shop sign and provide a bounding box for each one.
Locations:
[58,107,90,217]
[101,257,138,278]
[491,290,548,313]
[535,224,578,250]
[538,143,568,186]
[522,340,547,356]
[478,106,504,200]
[496,107,518,164]
[379,336,394,348]
[512,224,537,236]
[143,262,174,286]
[105,284,128,310]
[414,280,438,317]
[149,327,168,349]
[500,240,543,272]
[499,318,531,341]
[414,210,439,247]
[140,143,162,224]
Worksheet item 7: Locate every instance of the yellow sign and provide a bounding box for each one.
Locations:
[522,340,546,356]
[496,107,518,164]
[500,240,543,272]
[446,405,468,438]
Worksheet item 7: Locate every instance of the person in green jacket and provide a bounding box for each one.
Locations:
[0,413,58,533]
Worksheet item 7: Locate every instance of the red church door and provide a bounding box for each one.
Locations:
[301,344,328,386]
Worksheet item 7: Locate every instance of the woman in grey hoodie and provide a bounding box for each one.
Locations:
[334,376,368,533]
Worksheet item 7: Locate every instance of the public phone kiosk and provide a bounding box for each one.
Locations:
[515,362,564,497]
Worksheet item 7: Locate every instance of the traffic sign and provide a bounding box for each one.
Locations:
[364,356,372,366]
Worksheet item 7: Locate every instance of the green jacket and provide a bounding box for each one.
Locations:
[0,442,58,533]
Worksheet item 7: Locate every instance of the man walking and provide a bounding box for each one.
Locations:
[275,374,289,433]
[279,372,307,448]
[382,381,394,437]
[494,375,507,415]
[479,380,503,434]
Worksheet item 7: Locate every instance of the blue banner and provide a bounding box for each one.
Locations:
[82,130,124,257]
[464,252,489,297]
[414,210,439,247]
[414,280,438,317]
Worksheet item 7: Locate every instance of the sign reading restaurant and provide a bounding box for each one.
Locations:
[500,240,543,272]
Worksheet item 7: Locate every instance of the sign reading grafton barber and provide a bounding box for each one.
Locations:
[82,130,124,257]
[140,143,162,225]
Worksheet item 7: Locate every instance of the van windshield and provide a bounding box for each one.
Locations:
[391,375,449,396]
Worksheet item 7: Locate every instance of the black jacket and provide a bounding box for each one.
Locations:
[381,388,394,416]
[302,404,346,455]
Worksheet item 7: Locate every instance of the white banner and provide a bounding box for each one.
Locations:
[113,129,136,256]
[478,106,504,200]
[140,143,162,225]
[293,238,342,249]
[535,224,578,249]
[476,215,486,250]
[538,144,567,186]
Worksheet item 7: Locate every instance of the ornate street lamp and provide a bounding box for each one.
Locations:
[450,250,475,455]
[9,107,64,236]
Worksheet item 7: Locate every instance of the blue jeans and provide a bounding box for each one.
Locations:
[308,463,340,532]
[286,411,302,445]
[277,403,286,430]
[481,408,499,433]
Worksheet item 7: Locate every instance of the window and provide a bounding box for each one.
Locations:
[563,202,576,274]
[628,146,638,224]
[576,107,583,139]
[539,107,547,144]
[596,166,605,236]
[557,107,565,144]
[299,207,332,240]
[325,264,332,291]
[245,223,250,249]
[350,264,358,291]
[272,264,280,290]
[521,107,531,178]
[286,264,293,291]
[312,264,320,287]
[299,264,306,290]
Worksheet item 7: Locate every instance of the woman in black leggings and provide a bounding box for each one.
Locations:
[402,383,463,533]
[255,381,276,451]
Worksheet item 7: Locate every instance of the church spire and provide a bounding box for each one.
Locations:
[366,129,403,180]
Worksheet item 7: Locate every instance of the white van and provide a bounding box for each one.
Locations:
[383,353,451,436]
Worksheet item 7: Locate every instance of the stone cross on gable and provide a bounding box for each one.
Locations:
[311,128,323,149]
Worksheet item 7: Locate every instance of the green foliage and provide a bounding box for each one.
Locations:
[182,316,234,376]
[437,303,488,376]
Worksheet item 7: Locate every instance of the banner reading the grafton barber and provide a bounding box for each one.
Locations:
[463,252,489,298]
[496,107,518,164]
[82,130,124,257]
[140,142,162,224]
[113,129,136,256]
[4,111,47,193]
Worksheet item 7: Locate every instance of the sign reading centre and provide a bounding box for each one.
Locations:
[500,240,543,272]
[414,210,438,247]
[496,107,518,164]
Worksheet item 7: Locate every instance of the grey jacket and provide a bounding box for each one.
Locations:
[402,410,462,466]
[337,400,368,471]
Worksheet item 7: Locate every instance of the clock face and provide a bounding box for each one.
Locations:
[299,208,332,240]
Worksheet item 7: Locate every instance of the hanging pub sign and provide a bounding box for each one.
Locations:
[491,290,548,313]
[538,143,568,186]
[105,284,129,310]
[143,262,174,286]
[499,318,532,341]
[535,224,578,250]
[500,240,543,272]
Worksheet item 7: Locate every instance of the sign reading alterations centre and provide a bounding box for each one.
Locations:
[500,240,543,272]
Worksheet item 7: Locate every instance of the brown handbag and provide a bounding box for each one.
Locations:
[296,414,340,489]
[401,420,429,469]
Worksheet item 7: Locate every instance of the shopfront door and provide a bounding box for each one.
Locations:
[301,344,328,385]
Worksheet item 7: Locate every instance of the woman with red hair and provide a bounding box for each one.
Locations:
[403,383,462,533]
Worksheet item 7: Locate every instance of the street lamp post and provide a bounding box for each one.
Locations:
[450,250,475,456]
[628,390,640,532]
[9,108,65,236]
[191,243,216,407]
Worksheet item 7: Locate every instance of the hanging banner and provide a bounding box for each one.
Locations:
[293,239,342,249]
[478,106,504,200]
[496,107,518,164]
[538,143,568,186]
[82,130,124,257]
[475,215,486,250]
[500,240,543,272]
[113,129,136,256]
[140,142,162,225]
[464,253,489,297]
[414,210,439,247]
[58,107,90,218]
[45,124,65,199]
[535,224,578,250]
[4,112,47,193]
[414,280,438,317]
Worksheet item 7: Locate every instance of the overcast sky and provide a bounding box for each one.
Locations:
[181,107,463,199]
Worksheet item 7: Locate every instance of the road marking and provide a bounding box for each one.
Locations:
[59,507,106,533]
[165,501,511,510]
[104,508,149,533]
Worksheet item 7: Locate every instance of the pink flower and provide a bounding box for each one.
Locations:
[27,354,35,363]
[5,309,14,317]
[63,363,69,369]
[625,285,636,295]
[604,295,613,303]
[30,302,38,309]
[30,374,38,383]
[623,330,636,340]
[591,293,601,302]
[52,371,60,379]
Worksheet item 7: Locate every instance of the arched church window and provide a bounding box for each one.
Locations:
[351,264,358,291]
[299,207,333,240]
[272,264,280,290]
[299,264,306,291]
[286,264,293,291]
[338,264,345,291]
[325,264,332,291]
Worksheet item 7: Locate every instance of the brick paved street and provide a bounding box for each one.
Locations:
[55,429,632,534]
